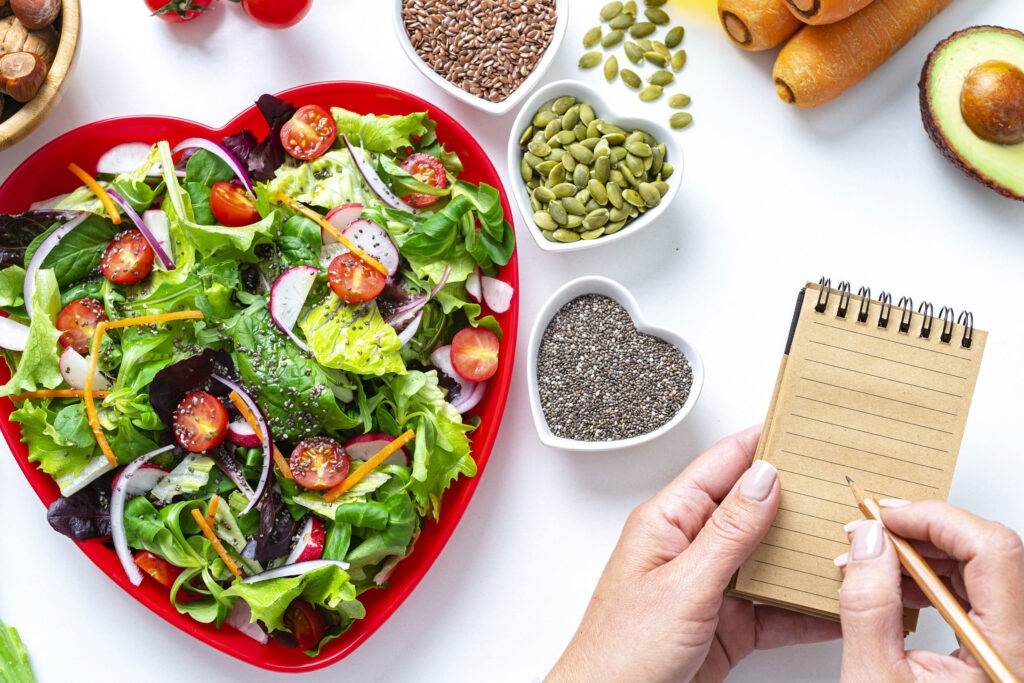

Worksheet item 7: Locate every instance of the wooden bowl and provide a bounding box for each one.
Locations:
[0,0,80,152]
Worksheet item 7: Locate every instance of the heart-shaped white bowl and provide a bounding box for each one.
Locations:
[507,79,683,253]
[528,276,704,451]
[392,0,568,116]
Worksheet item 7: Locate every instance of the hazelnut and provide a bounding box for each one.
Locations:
[960,60,1024,145]
[10,0,59,30]
[0,50,46,102]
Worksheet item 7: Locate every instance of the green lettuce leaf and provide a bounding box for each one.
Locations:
[0,265,25,307]
[300,296,405,377]
[265,149,378,211]
[331,108,428,154]
[0,269,63,396]
[0,617,35,683]
[10,399,95,481]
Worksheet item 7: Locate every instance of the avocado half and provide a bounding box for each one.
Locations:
[920,26,1024,201]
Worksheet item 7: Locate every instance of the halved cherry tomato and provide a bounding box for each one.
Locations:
[283,600,326,651]
[289,436,349,490]
[101,230,155,285]
[173,391,228,452]
[328,252,386,304]
[451,327,500,382]
[56,298,107,354]
[280,105,337,161]
[210,181,260,226]
[134,551,203,601]
[240,0,312,28]
[399,153,447,207]
[145,0,212,23]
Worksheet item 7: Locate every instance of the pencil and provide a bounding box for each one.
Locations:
[846,477,1020,683]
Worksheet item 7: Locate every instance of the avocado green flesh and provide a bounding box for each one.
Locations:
[929,31,1024,193]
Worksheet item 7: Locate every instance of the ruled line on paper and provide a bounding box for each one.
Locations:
[755,560,840,581]
[750,579,839,603]
[790,414,948,453]
[793,394,954,435]
[785,433,946,471]
[760,542,834,561]
[775,466,912,499]
[769,523,847,545]
[781,449,942,488]
[785,490,860,511]
[811,321,973,362]
[807,339,969,380]
[804,359,963,398]
[777,506,847,525]
[799,377,958,416]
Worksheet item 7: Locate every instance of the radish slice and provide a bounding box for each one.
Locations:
[142,210,173,264]
[112,464,168,498]
[285,516,325,565]
[451,379,488,414]
[397,311,422,347]
[226,601,269,645]
[227,419,261,448]
[318,242,348,269]
[107,190,175,271]
[23,213,87,320]
[465,268,482,304]
[240,559,349,584]
[342,220,400,276]
[60,347,110,390]
[340,134,418,214]
[269,266,318,353]
[112,444,178,586]
[96,142,154,175]
[172,138,254,197]
[211,375,271,516]
[431,345,476,399]
[323,203,363,244]
[344,433,410,467]
[0,317,30,352]
[481,277,513,313]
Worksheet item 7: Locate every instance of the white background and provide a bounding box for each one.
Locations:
[1,0,1022,680]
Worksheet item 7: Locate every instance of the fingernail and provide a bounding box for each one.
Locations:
[851,520,885,561]
[833,552,849,568]
[880,498,911,508]
[844,519,868,533]
[740,461,777,502]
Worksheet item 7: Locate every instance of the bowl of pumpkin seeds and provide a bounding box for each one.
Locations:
[507,79,681,252]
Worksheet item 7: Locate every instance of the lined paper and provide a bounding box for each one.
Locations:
[731,283,987,623]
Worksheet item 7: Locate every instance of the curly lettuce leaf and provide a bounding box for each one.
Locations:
[10,399,95,481]
[331,108,428,154]
[0,265,25,307]
[265,149,378,211]
[1,269,63,396]
[300,296,405,377]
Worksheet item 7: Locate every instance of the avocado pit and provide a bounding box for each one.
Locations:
[960,60,1024,145]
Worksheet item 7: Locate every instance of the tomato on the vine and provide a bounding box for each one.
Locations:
[399,153,447,207]
[240,0,313,29]
[280,105,336,161]
[144,0,213,22]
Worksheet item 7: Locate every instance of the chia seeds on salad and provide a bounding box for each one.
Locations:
[537,294,692,441]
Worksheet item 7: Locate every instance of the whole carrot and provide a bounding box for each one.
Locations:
[773,0,956,108]
[719,0,802,51]
[784,0,876,26]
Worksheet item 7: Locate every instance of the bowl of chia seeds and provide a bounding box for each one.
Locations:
[394,0,568,115]
[528,275,703,451]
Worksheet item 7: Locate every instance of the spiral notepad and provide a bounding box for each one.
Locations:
[729,279,987,629]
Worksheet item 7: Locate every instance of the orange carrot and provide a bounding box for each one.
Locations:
[206,494,219,525]
[67,163,121,225]
[784,0,875,25]
[274,192,388,277]
[228,391,292,479]
[191,508,242,578]
[8,389,109,401]
[719,0,802,51]
[773,0,956,108]
[324,430,415,503]
[273,445,293,479]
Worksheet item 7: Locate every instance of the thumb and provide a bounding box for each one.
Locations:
[839,521,910,682]
[667,460,780,601]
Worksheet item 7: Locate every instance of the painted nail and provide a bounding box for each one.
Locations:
[879,498,911,508]
[844,519,868,534]
[833,552,849,568]
[851,520,885,561]
[740,461,777,502]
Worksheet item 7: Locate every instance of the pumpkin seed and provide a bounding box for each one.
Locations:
[553,129,575,146]
[644,51,667,68]
[599,1,623,21]
[520,158,532,182]
[562,153,576,172]
[579,52,602,69]
[621,68,642,88]
[645,7,669,24]
[553,96,576,115]
[568,142,595,164]
[574,123,589,141]
[609,204,630,221]
[669,112,693,129]
[528,140,551,156]
[601,29,624,47]
[650,147,663,175]
[536,160,558,176]
[629,22,655,38]
[653,180,669,196]
[606,182,624,208]
[563,196,587,216]
[669,93,691,108]
[671,49,687,71]
[624,41,644,64]
[576,188,592,204]
[648,70,674,86]
[624,0,637,13]
[573,164,590,188]
[599,121,626,135]
[583,26,602,48]
[579,106,595,127]
[638,85,663,101]
[548,163,566,185]
[653,40,671,59]
[604,220,627,235]
[623,188,645,207]
[561,107,580,130]
[584,209,610,228]
[553,228,580,243]
[660,162,675,178]
[588,179,608,204]
[644,0,667,5]
[567,214,584,229]
[665,26,684,48]
[638,182,661,206]
[530,193,541,212]
[548,201,568,225]
[533,110,557,127]
[604,132,626,146]
[625,153,644,176]
[553,182,576,198]
[610,145,627,163]
[604,55,618,81]
[638,38,653,51]
[535,186,556,203]
[586,120,601,138]
[625,140,652,157]
[519,126,533,145]
[542,230,557,242]
[533,211,557,230]
[593,138,610,157]
[609,13,634,29]
[580,227,605,240]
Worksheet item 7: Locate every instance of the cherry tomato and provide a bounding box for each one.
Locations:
[280,105,336,160]
[134,551,202,601]
[100,230,155,285]
[210,181,260,226]
[327,252,386,304]
[450,327,500,382]
[240,0,312,28]
[144,0,212,22]
[399,153,447,207]
[173,391,228,452]
[56,298,107,354]
[289,436,349,490]
[283,600,326,651]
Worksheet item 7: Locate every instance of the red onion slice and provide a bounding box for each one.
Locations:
[226,600,269,644]
[397,311,422,347]
[107,190,175,271]
[211,374,271,516]
[111,444,177,586]
[23,212,88,320]
[450,379,488,414]
[340,134,418,214]
[386,264,452,328]
[240,559,350,584]
[172,137,254,197]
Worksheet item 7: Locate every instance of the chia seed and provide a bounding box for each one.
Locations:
[536,294,693,442]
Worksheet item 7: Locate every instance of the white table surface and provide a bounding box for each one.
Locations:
[1,0,1022,680]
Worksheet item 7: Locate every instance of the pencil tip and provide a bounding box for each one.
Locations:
[846,475,854,484]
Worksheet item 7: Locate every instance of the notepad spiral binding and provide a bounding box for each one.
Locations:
[812,277,974,349]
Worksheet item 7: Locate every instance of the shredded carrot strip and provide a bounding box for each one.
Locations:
[9,389,109,401]
[191,508,242,578]
[274,192,388,276]
[229,391,292,479]
[273,445,293,480]
[85,310,205,466]
[206,494,219,525]
[67,163,121,225]
[324,429,415,503]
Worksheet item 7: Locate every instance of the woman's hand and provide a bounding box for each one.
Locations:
[547,426,841,683]
[838,502,1024,681]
